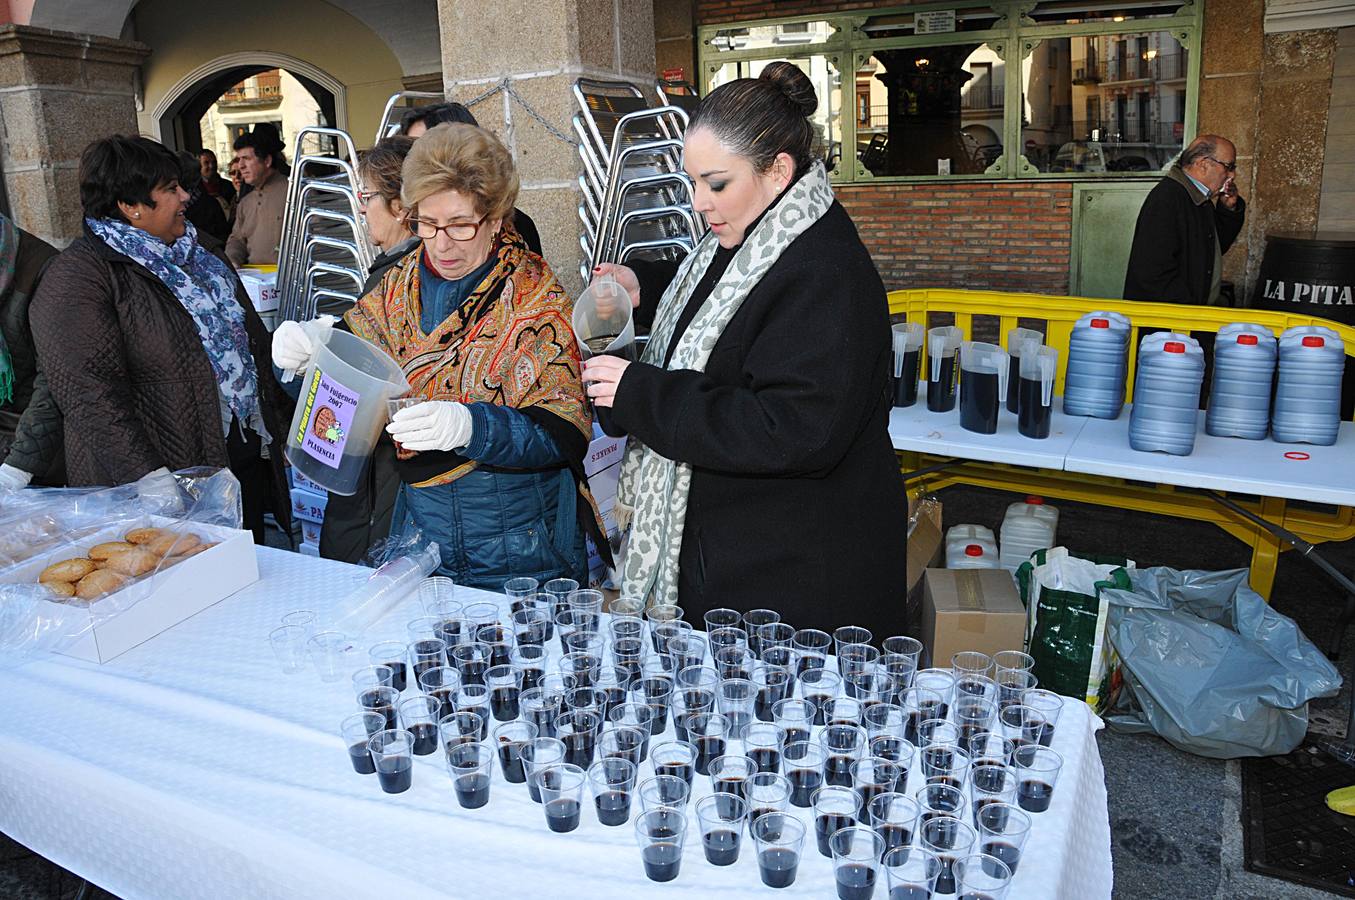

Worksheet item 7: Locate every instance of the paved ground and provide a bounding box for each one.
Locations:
[2,487,1352,899]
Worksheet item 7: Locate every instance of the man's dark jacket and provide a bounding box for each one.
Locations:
[0,228,62,482]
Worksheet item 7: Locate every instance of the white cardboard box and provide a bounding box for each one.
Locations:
[300,518,323,546]
[290,486,329,524]
[5,518,258,663]
[237,269,279,313]
[298,540,321,558]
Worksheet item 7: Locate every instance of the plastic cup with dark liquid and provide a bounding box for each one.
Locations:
[684,711,729,776]
[773,699,814,750]
[869,735,916,782]
[892,322,924,409]
[704,607,744,635]
[649,741,697,790]
[863,703,906,742]
[439,710,485,758]
[1018,345,1058,440]
[560,651,601,690]
[398,693,441,756]
[999,704,1048,751]
[511,608,550,650]
[867,791,921,856]
[744,722,786,774]
[633,807,687,883]
[503,575,539,612]
[340,712,386,775]
[918,778,969,829]
[521,737,566,804]
[599,725,647,769]
[1013,744,1062,813]
[533,763,587,833]
[831,825,886,900]
[358,686,399,732]
[368,642,410,692]
[540,578,575,641]
[556,708,602,770]
[407,635,449,690]
[455,684,492,739]
[709,754,755,819]
[368,728,415,794]
[814,785,864,859]
[485,664,523,722]
[587,756,637,827]
[799,667,843,727]
[784,740,827,808]
[608,703,654,762]
[754,660,795,722]
[716,645,755,682]
[975,800,1031,876]
[918,814,977,895]
[792,628,833,676]
[752,812,806,889]
[612,636,647,682]
[351,665,394,700]
[926,326,962,413]
[955,697,999,748]
[716,678,757,740]
[632,675,674,737]
[742,609,780,659]
[509,644,548,695]
[954,852,1014,900]
[819,724,868,789]
[447,741,494,809]
[492,720,537,784]
[852,756,903,824]
[695,792,747,866]
[967,734,1016,773]
[883,845,944,899]
[1021,689,1064,748]
[637,774,690,815]
[747,772,793,832]
[451,641,490,687]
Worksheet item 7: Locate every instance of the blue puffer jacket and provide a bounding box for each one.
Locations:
[390,401,588,590]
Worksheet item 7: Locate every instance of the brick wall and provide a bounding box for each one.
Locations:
[837,182,1074,294]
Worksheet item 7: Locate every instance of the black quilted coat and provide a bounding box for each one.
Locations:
[0,228,61,482]
[29,224,293,529]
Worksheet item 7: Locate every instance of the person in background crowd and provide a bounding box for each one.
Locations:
[581,63,908,635]
[312,135,417,564]
[228,158,248,202]
[272,123,607,587]
[30,136,294,542]
[399,103,543,255]
[1124,133,1245,306]
[225,127,289,267]
[178,151,231,245]
[198,148,236,220]
[0,212,62,492]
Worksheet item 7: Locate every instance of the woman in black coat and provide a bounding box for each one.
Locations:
[582,63,909,637]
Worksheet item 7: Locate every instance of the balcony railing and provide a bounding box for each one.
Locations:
[219,83,283,106]
[961,80,1004,110]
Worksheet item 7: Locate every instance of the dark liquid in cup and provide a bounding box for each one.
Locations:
[497,741,527,783]
[645,703,669,736]
[458,659,487,686]
[782,726,810,748]
[704,828,741,866]
[376,760,412,794]
[890,887,932,900]
[858,782,890,823]
[410,722,438,756]
[715,776,748,803]
[894,349,920,408]
[526,704,559,739]
[585,340,632,438]
[519,666,545,693]
[382,661,408,692]
[694,736,726,776]
[490,686,520,721]
[758,848,799,888]
[878,822,911,852]
[656,762,694,786]
[807,693,832,726]
[348,742,375,775]
[982,839,1021,874]
[642,842,682,882]
[960,368,1001,434]
[934,855,958,895]
[1040,723,1055,747]
[431,687,457,719]
[1018,374,1052,439]
[836,863,877,900]
[1018,779,1053,812]
[824,754,855,788]
[960,894,999,900]
[816,812,855,858]
[594,790,631,826]
[545,797,581,832]
[455,772,490,809]
[563,731,596,769]
[928,355,958,412]
[749,747,781,774]
[788,767,823,807]
[1007,353,1023,414]
[358,691,397,731]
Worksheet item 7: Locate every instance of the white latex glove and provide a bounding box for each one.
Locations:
[386,401,473,452]
[271,315,337,382]
[134,466,183,515]
[0,463,32,491]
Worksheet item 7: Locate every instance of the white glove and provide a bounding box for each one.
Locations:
[271,316,336,382]
[134,466,184,515]
[386,401,473,452]
[0,463,32,492]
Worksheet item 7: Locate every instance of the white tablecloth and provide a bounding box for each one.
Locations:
[0,548,1113,899]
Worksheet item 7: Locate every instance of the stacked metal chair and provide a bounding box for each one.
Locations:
[573,78,705,283]
[374,90,444,142]
[276,126,375,323]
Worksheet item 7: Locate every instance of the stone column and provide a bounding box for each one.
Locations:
[0,26,149,246]
[437,0,656,294]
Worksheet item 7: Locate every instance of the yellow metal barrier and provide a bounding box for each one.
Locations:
[888,288,1355,598]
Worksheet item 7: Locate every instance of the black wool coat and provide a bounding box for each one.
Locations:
[1123,165,1245,305]
[0,228,62,482]
[614,201,910,637]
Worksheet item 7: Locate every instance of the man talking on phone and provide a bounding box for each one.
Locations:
[1123,133,1245,307]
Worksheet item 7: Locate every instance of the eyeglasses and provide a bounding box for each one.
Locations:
[1205,156,1237,173]
[356,189,380,208]
[407,214,488,242]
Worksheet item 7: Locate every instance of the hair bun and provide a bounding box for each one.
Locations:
[759,61,818,117]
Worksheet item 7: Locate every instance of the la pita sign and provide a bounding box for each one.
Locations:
[1260,278,1354,306]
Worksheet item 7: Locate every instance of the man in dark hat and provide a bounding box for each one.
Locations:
[225,126,289,266]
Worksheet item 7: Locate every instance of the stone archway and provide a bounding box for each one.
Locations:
[150,52,347,151]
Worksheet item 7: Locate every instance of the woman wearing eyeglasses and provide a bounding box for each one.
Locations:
[273,123,604,587]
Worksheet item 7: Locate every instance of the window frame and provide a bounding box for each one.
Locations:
[696,0,1203,184]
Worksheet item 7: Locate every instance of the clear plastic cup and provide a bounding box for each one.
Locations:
[999,704,1049,749]
[419,665,460,719]
[649,740,698,788]
[446,741,494,809]
[968,733,1016,770]
[783,740,826,808]
[634,807,687,883]
[599,725,646,768]
[918,780,969,825]
[369,640,411,692]
[557,708,602,769]
[995,669,1038,711]
[521,736,567,804]
[534,763,587,833]
[867,791,921,855]
[976,801,1032,875]
[408,636,449,690]
[685,711,729,776]
[503,575,540,608]
[751,812,805,888]
[418,576,457,613]
[608,704,654,760]
[883,845,943,898]
[792,628,833,675]
[743,609,780,657]
[921,743,970,789]
[824,697,864,728]
[452,641,492,687]
[455,684,491,738]
[992,650,1034,673]
[281,609,318,637]
[717,678,756,739]
[351,664,394,697]
[632,674,674,736]
[368,728,414,794]
[951,651,993,681]
[955,852,1014,898]
[813,785,863,859]
[955,696,999,746]
[772,699,814,749]
[869,735,917,780]
[610,596,645,619]
[397,693,440,755]
[799,668,843,726]
[863,702,906,740]
[637,774,690,813]
[306,631,354,682]
[357,685,399,731]
[485,663,523,722]
[715,645,755,682]
[438,710,484,754]
[819,724,868,788]
[830,826,886,900]
[509,643,548,693]
[709,626,749,657]
[920,719,961,748]
[587,756,637,827]
[748,771,793,826]
[269,625,309,674]
[696,793,747,866]
[704,608,744,634]
[969,764,1020,831]
[900,685,946,746]
[710,754,756,810]
[1013,744,1063,813]
[918,815,977,895]
[340,711,386,775]
[851,756,902,822]
[743,722,786,775]
[492,720,537,784]
[1022,689,1065,747]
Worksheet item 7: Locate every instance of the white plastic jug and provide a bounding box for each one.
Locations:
[891,322,924,408]
[945,524,1000,569]
[285,329,410,496]
[959,341,1009,435]
[1006,327,1044,414]
[926,326,963,413]
[571,274,635,436]
[999,497,1060,572]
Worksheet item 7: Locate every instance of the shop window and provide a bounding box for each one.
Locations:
[1026,1,1189,24]
[710,56,844,173]
[706,20,839,53]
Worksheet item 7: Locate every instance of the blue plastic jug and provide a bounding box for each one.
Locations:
[1206,323,1276,440]
[1064,311,1131,419]
[1272,325,1345,446]
[1129,332,1205,456]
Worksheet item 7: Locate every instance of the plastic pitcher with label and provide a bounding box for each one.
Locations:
[286,329,411,496]
[926,326,963,413]
[891,322,924,408]
[1006,327,1044,414]
[1018,346,1059,439]
[572,274,635,437]
[959,342,1009,434]
[945,524,999,569]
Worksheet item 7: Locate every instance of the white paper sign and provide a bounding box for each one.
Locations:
[937,158,952,176]
[916,10,957,34]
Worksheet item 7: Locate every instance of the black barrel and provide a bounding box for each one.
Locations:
[1251,232,1355,419]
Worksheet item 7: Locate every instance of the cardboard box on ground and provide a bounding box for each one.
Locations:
[921,568,1026,669]
[906,495,944,633]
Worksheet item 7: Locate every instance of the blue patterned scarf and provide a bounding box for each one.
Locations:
[0,215,17,406]
[86,216,259,423]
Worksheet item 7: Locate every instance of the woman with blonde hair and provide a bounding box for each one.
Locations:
[273,124,603,586]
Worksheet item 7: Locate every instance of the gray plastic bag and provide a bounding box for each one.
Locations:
[1102,567,1341,758]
